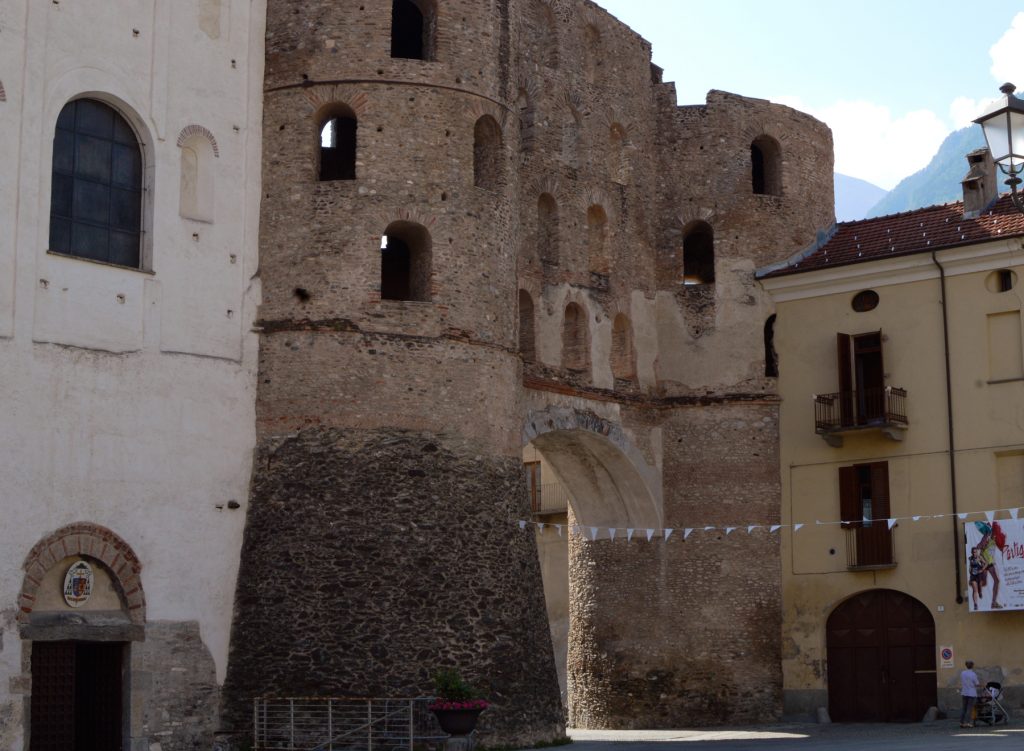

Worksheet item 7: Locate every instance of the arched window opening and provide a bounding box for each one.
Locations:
[517,88,535,154]
[538,193,559,266]
[751,135,782,196]
[609,123,629,184]
[587,204,608,273]
[381,221,432,302]
[531,2,559,69]
[49,98,143,268]
[562,302,589,372]
[473,115,502,190]
[519,290,536,362]
[764,314,778,377]
[319,107,357,181]
[610,313,635,382]
[682,221,714,285]
[584,25,601,83]
[391,0,435,61]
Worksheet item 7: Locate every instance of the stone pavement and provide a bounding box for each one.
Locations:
[563,720,1021,751]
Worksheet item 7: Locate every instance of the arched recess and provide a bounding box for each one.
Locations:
[610,313,635,382]
[583,25,601,84]
[537,193,559,266]
[517,87,535,154]
[682,220,714,285]
[381,220,432,301]
[519,289,536,362]
[531,1,559,69]
[473,115,503,190]
[562,302,589,372]
[751,134,782,196]
[18,522,146,629]
[609,123,628,184]
[586,204,608,274]
[177,125,219,222]
[319,103,357,181]
[391,0,437,61]
[826,589,937,722]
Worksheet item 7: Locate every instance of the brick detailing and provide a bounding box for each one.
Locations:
[466,99,508,130]
[176,124,220,157]
[222,428,564,745]
[18,522,146,624]
[303,85,371,117]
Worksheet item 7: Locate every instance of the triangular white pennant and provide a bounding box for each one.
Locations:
[794,523,804,532]
[725,527,736,535]
[684,528,694,540]
[704,525,716,531]
[985,510,995,522]
[664,528,674,542]
[912,515,921,522]
[627,528,635,543]
[609,528,617,541]
[887,518,897,530]
[770,525,782,533]
[518,520,527,530]
[646,528,655,542]
[556,524,563,537]
[1011,509,1020,520]
[747,525,757,534]
[863,516,871,525]
[538,523,546,532]
[958,513,968,520]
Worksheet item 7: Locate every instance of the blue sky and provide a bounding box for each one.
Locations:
[595,1,1024,190]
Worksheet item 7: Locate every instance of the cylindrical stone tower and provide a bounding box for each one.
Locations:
[222,0,563,744]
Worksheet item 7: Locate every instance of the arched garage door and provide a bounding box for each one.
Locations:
[827,589,937,722]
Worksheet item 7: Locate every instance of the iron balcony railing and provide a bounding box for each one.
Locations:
[814,387,908,434]
[530,482,572,515]
[253,697,447,751]
[844,525,897,570]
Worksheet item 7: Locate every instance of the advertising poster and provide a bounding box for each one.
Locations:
[965,520,1024,612]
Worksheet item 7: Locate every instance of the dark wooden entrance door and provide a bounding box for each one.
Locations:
[31,641,124,751]
[827,590,936,722]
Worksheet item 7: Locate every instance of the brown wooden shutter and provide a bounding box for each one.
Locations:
[870,462,891,518]
[839,465,860,528]
[837,333,853,426]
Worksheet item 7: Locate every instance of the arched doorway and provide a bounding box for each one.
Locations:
[826,589,937,722]
[523,407,661,723]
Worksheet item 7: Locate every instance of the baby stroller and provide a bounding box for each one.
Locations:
[976,682,1010,725]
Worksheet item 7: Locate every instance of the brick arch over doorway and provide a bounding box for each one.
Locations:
[17,522,146,625]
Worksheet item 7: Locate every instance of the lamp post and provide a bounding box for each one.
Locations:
[974,83,1024,214]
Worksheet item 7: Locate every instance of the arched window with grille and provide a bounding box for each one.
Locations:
[49,98,143,268]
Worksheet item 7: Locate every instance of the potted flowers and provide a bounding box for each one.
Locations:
[428,669,489,736]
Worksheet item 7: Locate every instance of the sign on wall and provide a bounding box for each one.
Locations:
[63,560,93,608]
[940,646,954,668]
[965,520,1024,612]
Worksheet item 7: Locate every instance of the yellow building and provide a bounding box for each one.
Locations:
[759,152,1024,722]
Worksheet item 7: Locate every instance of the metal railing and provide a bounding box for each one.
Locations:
[814,387,908,433]
[844,525,897,569]
[530,482,572,515]
[253,697,447,751]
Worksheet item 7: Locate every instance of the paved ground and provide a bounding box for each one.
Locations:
[565,720,1020,751]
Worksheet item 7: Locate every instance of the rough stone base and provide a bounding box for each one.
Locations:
[223,428,564,746]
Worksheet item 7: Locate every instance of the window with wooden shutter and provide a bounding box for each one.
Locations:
[838,461,895,568]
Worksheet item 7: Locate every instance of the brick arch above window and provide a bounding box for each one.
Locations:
[176,124,219,157]
[18,522,146,625]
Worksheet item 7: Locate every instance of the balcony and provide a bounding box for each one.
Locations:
[814,387,908,447]
[844,525,897,570]
[530,482,572,517]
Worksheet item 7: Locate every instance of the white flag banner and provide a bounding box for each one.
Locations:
[747,526,757,534]
[665,528,674,542]
[590,527,599,541]
[538,523,546,532]
[683,528,693,540]
[556,524,563,537]
[794,523,804,532]
[912,516,922,522]
[770,525,782,533]
[646,528,655,542]
[1012,509,1020,520]
[986,510,996,522]
[518,520,527,530]
[609,528,617,541]
[958,513,968,520]
[627,528,635,543]
[887,518,897,530]
[704,526,716,532]
[724,527,735,535]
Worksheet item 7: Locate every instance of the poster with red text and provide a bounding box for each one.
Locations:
[965,520,1024,612]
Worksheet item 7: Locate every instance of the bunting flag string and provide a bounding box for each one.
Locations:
[512,504,1024,542]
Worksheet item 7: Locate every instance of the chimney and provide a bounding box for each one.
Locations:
[961,148,998,218]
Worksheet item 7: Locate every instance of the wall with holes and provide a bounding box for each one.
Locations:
[0,1,265,748]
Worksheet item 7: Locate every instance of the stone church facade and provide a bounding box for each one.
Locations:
[0,0,835,748]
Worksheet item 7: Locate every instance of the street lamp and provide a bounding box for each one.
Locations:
[974,82,1024,214]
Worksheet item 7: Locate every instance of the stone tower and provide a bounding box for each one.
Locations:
[222,0,564,744]
[224,0,836,743]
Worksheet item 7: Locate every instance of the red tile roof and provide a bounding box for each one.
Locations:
[762,194,1024,278]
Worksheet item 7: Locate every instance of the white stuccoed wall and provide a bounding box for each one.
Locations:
[0,0,265,744]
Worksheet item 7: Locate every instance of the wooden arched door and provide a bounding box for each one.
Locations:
[826,589,937,722]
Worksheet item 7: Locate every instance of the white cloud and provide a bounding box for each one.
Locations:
[950,97,988,129]
[990,12,1024,86]
[776,96,949,190]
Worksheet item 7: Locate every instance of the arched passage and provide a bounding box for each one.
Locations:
[523,406,661,717]
[826,589,937,722]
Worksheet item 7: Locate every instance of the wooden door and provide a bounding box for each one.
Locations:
[826,590,936,722]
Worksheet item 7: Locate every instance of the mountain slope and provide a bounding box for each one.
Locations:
[834,174,888,222]
[866,126,986,218]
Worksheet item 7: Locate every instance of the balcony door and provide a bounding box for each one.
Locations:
[838,331,884,427]
[827,589,936,722]
[839,462,893,567]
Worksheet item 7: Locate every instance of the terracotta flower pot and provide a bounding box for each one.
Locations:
[432,708,484,735]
